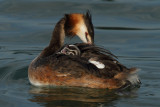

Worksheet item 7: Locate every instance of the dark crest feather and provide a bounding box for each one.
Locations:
[84,10,94,43]
[86,10,92,21]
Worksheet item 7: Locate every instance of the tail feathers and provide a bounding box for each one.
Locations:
[114,68,141,88]
[127,68,141,85]
[127,72,141,85]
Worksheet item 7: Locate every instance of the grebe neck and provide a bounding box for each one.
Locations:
[40,18,66,58]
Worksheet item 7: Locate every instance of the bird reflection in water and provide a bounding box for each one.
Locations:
[28,86,121,107]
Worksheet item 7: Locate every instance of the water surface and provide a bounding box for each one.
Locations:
[0,0,160,107]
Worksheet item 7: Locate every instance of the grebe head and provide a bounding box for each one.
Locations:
[64,11,94,44]
[58,45,81,56]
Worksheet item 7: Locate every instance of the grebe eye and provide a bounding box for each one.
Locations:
[85,32,88,37]
[70,53,74,56]
[61,50,64,53]
[85,32,89,42]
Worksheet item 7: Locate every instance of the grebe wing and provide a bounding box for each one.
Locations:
[41,54,124,79]
[31,54,101,78]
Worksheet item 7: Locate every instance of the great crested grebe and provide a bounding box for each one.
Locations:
[28,12,140,89]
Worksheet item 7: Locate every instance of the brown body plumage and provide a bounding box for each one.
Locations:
[57,43,141,89]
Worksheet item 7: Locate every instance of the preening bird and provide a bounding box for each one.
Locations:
[28,12,140,89]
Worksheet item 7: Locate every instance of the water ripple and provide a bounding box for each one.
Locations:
[95,26,160,30]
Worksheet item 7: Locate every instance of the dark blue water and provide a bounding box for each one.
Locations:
[0,0,160,107]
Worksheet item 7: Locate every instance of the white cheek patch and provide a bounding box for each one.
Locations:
[89,59,105,69]
[76,24,88,43]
